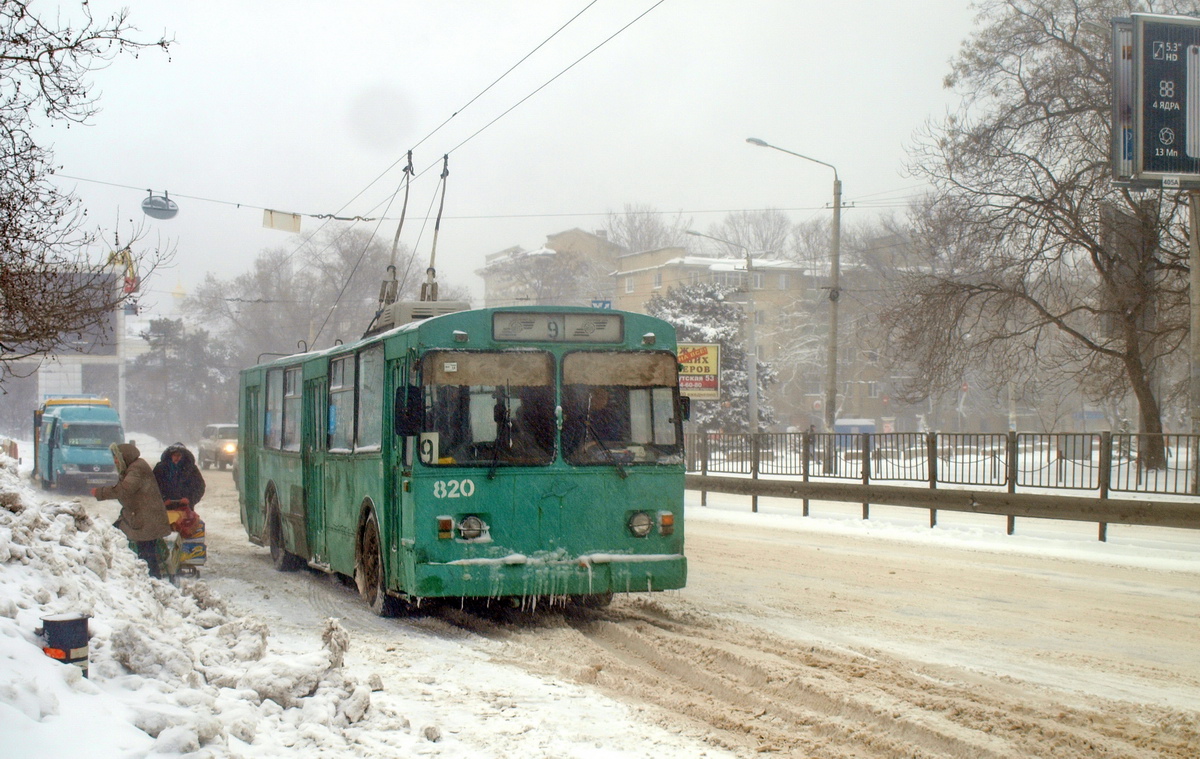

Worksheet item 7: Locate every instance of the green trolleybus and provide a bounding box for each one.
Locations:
[237,306,688,615]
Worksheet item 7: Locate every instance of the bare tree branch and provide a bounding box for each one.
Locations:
[0,2,173,383]
[887,0,1198,464]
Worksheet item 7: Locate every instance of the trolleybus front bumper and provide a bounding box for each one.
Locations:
[416,552,687,599]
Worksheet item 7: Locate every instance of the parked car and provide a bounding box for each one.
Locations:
[198,424,238,469]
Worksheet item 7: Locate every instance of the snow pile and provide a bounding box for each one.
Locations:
[0,450,413,758]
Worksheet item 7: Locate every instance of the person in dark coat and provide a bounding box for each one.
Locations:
[93,442,171,578]
[153,442,206,508]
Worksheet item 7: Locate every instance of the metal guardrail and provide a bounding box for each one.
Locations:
[685,430,1200,540]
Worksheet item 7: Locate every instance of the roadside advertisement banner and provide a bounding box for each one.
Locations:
[677,343,720,400]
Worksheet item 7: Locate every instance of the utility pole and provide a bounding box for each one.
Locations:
[1189,193,1200,493]
[826,175,842,433]
[744,248,760,433]
[746,138,841,431]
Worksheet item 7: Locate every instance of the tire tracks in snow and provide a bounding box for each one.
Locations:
[197,473,1199,758]
[472,597,1198,758]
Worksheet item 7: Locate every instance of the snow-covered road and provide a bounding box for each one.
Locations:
[5,447,1198,757]
[194,470,1200,757]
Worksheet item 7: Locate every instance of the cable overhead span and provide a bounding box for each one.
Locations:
[55,1,670,230]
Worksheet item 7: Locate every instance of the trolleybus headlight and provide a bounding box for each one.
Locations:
[437,516,454,539]
[658,510,675,535]
[458,515,485,540]
[627,511,653,538]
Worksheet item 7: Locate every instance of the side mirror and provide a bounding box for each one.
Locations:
[394,386,423,437]
[678,396,691,422]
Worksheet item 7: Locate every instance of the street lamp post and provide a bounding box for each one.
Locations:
[746,137,841,433]
[686,230,760,433]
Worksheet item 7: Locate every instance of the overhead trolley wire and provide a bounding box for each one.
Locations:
[313,0,669,346]
[429,0,669,164]
[227,1,621,348]
[52,1,609,270]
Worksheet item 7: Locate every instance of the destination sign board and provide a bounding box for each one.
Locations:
[492,312,624,343]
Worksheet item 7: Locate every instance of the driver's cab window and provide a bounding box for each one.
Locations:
[562,351,683,465]
[418,351,555,467]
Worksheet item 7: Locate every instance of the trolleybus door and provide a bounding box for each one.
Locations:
[303,376,328,565]
[241,384,262,534]
[394,359,415,588]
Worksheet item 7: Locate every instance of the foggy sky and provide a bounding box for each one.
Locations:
[47,0,975,311]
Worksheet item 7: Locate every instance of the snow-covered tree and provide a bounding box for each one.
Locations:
[646,283,776,431]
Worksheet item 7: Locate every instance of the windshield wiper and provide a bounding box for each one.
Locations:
[584,419,627,479]
[487,443,502,480]
[488,384,510,480]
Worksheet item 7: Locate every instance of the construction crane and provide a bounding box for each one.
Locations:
[107,246,138,295]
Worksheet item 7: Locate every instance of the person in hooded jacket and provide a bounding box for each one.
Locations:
[153,442,206,540]
[92,442,172,578]
[153,442,205,509]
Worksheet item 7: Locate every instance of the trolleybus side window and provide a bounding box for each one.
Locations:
[329,355,355,452]
[327,345,385,453]
[356,345,385,450]
[265,368,284,449]
[562,351,683,466]
[282,367,301,452]
[418,350,554,467]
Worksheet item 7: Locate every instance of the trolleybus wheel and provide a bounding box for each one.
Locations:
[356,511,401,617]
[266,491,304,572]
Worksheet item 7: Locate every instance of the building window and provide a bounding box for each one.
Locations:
[754,309,766,326]
[867,381,880,398]
[712,271,746,290]
[625,277,634,294]
[688,271,701,286]
[653,270,663,289]
[751,272,764,290]
[778,273,791,290]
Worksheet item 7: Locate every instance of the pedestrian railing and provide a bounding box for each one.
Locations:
[686,430,1200,498]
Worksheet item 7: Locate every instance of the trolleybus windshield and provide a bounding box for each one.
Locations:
[419,351,556,467]
[562,351,682,466]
